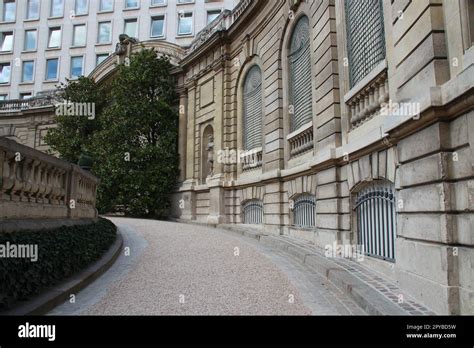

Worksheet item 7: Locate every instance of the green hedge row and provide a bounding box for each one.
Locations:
[0,218,117,310]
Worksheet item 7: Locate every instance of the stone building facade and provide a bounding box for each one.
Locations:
[0,0,472,315]
[170,0,474,314]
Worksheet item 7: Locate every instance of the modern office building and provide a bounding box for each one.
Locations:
[0,0,238,99]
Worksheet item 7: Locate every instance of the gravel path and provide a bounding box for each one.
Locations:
[50,218,364,315]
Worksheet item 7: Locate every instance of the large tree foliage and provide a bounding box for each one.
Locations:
[46,49,180,218]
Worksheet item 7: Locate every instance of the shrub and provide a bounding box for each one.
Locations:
[0,218,117,311]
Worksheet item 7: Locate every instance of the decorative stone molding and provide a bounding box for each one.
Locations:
[287,121,314,158]
[239,185,265,204]
[286,174,317,199]
[347,147,398,192]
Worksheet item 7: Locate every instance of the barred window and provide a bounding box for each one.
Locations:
[242,199,263,224]
[354,181,396,261]
[292,193,316,228]
[289,16,313,132]
[243,65,263,150]
[345,0,386,88]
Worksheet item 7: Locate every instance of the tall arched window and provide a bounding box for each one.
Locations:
[243,65,262,150]
[289,15,313,132]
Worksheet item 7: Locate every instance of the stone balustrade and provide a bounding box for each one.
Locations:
[241,147,263,172]
[0,91,61,114]
[346,70,389,128]
[288,122,314,157]
[0,137,99,220]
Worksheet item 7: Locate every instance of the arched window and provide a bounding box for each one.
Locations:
[242,199,263,224]
[243,65,262,150]
[354,181,396,261]
[292,193,316,228]
[289,15,313,132]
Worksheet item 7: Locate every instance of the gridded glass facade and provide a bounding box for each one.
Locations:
[243,65,262,150]
[345,0,386,88]
[289,16,313,132]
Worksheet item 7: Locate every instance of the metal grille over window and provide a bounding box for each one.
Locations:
[289,16,313,132]
[242,199,263,224]
[345,0,386,87]
[293,194,316,228]
[243,65,263,150]
[354,182,396,262]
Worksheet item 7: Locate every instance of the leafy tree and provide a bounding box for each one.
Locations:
[46,48,180,218]
[45,77,108,163]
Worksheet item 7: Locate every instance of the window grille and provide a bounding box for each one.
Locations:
[242,199,263,224]
[289,16,313,132]
[345,0,386,87]
[354,182,396,261]
[293,193,316,228]
[243,65,263,150]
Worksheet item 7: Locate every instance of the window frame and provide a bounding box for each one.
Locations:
[177,10,194,37]
[25,0,40,21]
[49,0,64,19]
[47,26,62,49]
[21,59,35,83]
[150,14,165,38]
[0,30,14,52]
[123,17,138,37]
[70,55,84,79]
[74,0,89,16]
[0,61,12,84]
[2,0,16,22]
[98,0,114,13]
[45,57,60,81]
[23,29,38,51]
[72,23,87,47]
[97,21,112,44]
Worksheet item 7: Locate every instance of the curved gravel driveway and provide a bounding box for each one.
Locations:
[50,218,364,315]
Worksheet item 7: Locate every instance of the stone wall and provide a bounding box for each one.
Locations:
[0,137,99,230]
[173,0,474,314]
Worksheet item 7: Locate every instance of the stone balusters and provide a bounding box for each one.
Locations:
[0,137,99,220]
[347,71,389,128]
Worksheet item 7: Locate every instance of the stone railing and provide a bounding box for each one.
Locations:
[346,69,389,128]
[288,122,314,157]
[0,137,99,220]
[241,147,263,171]
[188,0,253,52]
[0,91,61,114]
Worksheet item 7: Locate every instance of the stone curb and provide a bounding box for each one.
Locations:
[1,228,124,316]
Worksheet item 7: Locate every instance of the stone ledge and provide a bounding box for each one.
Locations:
[0,227,123,315]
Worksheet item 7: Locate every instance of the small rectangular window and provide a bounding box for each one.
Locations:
[50,0,63,17]
[151,16,164,37]
[96,53,108,66]
[3,0,16,21]
[0,94,7,100]
[177,0,193,4]
[45,58,58,80]
[97,21,111,43]
[48,27,61,48]
[20,92,32,99]
[151,0,165,6]
[125,0,139,8]
[207,10,221,24]
[178,12,193,36]
[73,24,86,46]
[0,31,13,51]
[26,0,40,19]
[75,0,88,15]
[99,0,113,12]
[124,18,137,37]
[24,29,37,50]
[0,63,11,84]
[22,60,34,82]
[70,56,83,78]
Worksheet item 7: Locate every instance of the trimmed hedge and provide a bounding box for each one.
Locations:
[0,218,116,310]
